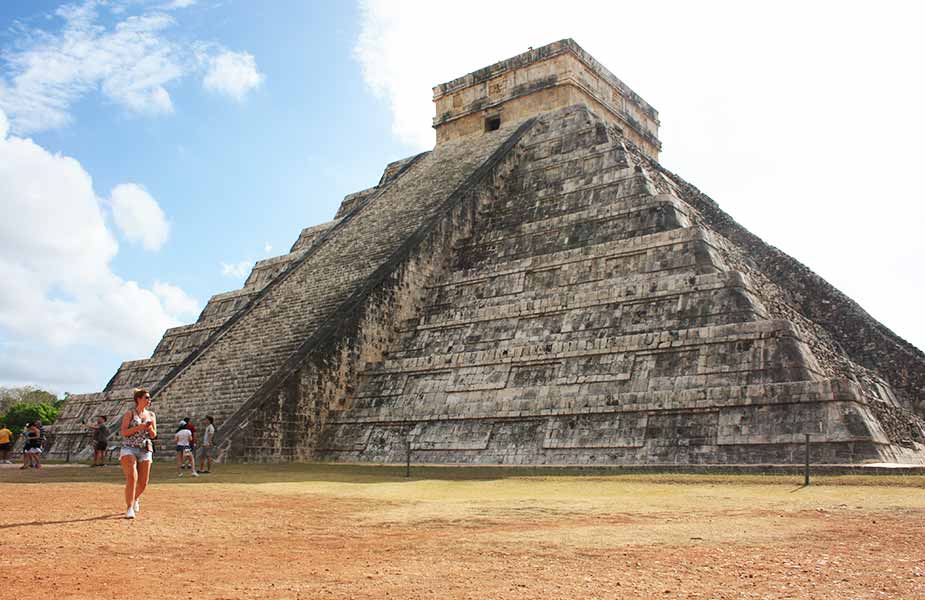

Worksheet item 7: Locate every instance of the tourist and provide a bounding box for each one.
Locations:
[87,415,110,466]
[0,424,12,463]
[21,421,42,469]
[197,416,215,474]
[176,419,191,470]
[120,388,157,519]
[175,420,197,477]
[30,421,43,468]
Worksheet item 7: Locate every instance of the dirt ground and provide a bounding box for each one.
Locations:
[1,463,924,599]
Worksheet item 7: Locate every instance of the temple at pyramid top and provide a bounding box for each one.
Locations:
[432,39,661,159]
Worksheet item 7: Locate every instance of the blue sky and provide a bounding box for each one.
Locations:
[3,1,403,285]
[1,0,923,394]
[0,0,411,393]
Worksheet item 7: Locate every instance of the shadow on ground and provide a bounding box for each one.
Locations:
[0,514,124,530]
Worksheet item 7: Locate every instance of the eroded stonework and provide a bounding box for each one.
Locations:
[50,39,925,465]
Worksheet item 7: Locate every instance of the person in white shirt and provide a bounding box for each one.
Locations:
[197,416,216,474]
[174,420,198,477]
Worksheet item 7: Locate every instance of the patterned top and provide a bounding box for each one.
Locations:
[123,410,154,449]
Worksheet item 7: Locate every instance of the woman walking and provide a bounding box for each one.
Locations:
[174,420,198,477]
[19,422,42,469]
[120,388,157,519]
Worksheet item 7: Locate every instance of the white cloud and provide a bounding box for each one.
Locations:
[0,107,195,387]
[203,50,264,101]
[162,0,197,9]
[109,183,170,251]
[354,1,531,148]
[353,0,925,353]
[0,342,97,390]
[221,260,252,279]
[153,281,200,317]
[264,242,273,254]
[0,4,180,133]
[0,1,262,134]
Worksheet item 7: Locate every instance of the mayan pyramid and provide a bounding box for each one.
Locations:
[51,39,925,465]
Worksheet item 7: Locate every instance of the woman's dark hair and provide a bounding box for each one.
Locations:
[133,388,149,403]
[206,416,214,424]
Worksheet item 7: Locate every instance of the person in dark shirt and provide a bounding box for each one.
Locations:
[87,416,110,467]
[20,422,42,469]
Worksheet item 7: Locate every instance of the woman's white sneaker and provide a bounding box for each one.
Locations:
[133,499,140,513]
[125,507,136,519]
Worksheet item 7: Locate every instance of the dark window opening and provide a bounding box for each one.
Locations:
[485,116,501,132]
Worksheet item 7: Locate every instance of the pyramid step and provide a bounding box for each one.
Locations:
[402,307,761,362]
[439,227,722,288]
[518,142,629,176]
[478,166,659,222]
[424,266,729,320]
[353,320,823,408]
[340,379,860,427]
[452,202,685,269]
[469,193,691,249]
[517,152,633,194]
[152,318,227,358]
[393,273,767,356]
[106,353,190,391]
[481,190,656,234]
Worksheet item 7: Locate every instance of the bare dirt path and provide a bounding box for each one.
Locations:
[1,464,923,599]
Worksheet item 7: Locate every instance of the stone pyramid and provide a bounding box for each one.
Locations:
[51,39,925,465]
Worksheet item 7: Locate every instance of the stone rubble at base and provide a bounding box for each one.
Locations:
[49,39,925,465]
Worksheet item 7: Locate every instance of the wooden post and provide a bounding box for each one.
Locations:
[804,433,811,486]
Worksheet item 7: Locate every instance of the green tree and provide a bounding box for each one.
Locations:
[0,402,61,437]
[0,385,60,414]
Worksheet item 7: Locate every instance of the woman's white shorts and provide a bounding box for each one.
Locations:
[120,446,152,462]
